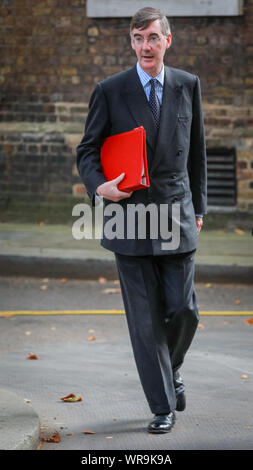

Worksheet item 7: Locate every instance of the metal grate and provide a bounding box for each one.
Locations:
[207,148,237,207]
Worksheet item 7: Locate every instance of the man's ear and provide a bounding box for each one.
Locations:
[166,34,172,50]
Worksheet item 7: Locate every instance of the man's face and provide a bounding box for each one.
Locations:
[131,19,172,77]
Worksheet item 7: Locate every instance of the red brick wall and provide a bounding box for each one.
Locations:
[0,0,253,210]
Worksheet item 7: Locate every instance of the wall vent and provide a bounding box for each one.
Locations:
[207,148,237,207]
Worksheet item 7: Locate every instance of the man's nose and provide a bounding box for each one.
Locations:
[142,38,151,49]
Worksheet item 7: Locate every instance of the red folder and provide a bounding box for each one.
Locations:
[101,126,150,192]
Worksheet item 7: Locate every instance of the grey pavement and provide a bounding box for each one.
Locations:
[0,311,252,451]
[0,222,253,283]
[0,222,252,451]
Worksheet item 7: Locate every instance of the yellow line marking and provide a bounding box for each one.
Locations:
[0,310,252,316]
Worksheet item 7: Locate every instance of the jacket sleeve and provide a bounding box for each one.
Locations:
[76,82,110,203]
[188,76,207,215]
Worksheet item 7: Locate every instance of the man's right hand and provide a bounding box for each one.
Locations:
[96,173,133,202]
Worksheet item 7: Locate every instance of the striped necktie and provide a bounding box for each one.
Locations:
[149,79,160,128]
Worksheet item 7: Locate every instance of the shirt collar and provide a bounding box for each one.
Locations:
[136,62,164,88]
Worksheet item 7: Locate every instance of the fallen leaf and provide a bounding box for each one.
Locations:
[198,323,205,329]
[42,278,49,283]
[234,299,241,305]
[60,393,75,399]
[241,374,248,379]
[88,329,95,333]
[83,430,95,434]
[205,283,212,288]
[87,336,96,341]
[245,317,253,325]
[105,436,113,439]
[98,277,107,284]
[25,331,31,335]
[24,398,31,403]
[234,228,245,235]
[51,326,56,330]
[60,278,67,283]
[60,393,82,402]
[27,353,38,360]
[102,288,121,294]
[41,430,61,443]
[113,280,120,284]
[40,285,48,290]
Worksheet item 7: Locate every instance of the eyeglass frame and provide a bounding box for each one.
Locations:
[131,33,169,47]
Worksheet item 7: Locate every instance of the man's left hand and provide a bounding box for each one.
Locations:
[196,217,203,234]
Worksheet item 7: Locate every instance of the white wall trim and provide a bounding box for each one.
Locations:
[87,0,244,18]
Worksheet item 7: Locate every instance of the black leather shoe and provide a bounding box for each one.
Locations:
[174,371,186,412]
[147,411,176,434]
[176,390,186,411]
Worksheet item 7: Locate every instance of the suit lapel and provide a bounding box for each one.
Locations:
[121,66,183,170]
[150,67,183,173]
[121,67,157,152]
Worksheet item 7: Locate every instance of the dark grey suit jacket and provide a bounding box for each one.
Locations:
[76,65,207,256]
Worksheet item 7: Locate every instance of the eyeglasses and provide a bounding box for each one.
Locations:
[132,34,166,47]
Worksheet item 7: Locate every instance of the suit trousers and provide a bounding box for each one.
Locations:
[115,250,199,415]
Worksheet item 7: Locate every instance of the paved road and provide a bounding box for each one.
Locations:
[0,277,252,450]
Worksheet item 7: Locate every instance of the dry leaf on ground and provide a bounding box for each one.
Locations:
[27,353,38,360]
[245,317,253,325]
[102,288,121,294]
[40,285,48,290]
[60,393,82,402]
[234,299,241,305]
[83,430,95,434]
[41,430,61,443]
[60,278,67,283]
[234,228,245,235]
[98,277,107,283]
[198,323,205,329]
[241,374,248,379]
[87,336,96,341]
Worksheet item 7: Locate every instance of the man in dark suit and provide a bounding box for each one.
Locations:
[76,7,207,434]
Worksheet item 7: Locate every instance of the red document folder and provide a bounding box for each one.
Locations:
[101,126,150,192]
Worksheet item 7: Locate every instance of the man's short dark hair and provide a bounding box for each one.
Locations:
[130,7,171,36]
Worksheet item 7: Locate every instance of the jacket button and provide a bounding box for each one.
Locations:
[177,150,183,156]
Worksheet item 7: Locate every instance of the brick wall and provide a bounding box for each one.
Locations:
[0,0,253,215]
